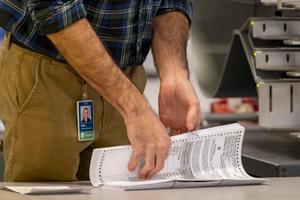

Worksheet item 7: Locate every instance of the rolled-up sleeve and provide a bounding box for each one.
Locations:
[29,0,87,35]
[156,0,193,25]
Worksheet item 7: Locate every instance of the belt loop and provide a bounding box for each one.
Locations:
[3,32,12,49]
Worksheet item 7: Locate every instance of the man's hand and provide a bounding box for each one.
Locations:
[159,76,200,135]
[126,109,171,179]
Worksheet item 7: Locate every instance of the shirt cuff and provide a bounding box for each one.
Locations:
[156,0,193,26]
[30,0,87,35]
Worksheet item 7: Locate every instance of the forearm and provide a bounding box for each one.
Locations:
[152,12,190,82]
[48,19,150,119]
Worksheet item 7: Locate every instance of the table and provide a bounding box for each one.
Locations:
[0,178,299,200]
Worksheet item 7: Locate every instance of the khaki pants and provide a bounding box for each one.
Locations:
[0,33,146,181]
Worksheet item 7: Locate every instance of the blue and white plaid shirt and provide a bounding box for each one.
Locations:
[0,0,192,68]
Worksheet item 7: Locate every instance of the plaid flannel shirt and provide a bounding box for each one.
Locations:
[0,0,192,68]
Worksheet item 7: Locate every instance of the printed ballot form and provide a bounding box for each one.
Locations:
[89,124,266,190]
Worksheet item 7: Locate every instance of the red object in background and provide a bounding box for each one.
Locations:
[241,98,258,112]
[211,98,258,113]
[211,98,232,113]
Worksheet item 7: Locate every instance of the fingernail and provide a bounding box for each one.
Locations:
[128,166,134,171]
[187,123,193,131]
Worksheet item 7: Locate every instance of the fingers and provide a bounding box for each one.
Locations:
[186,101,201,131]
[128,146,143,172]
[139,144,155,179]
[138,138,171,179]
[170,128,181,136]
[148,140,170,178]
[148,151,167,178]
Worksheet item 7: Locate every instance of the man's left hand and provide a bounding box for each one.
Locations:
[159,75,201,136]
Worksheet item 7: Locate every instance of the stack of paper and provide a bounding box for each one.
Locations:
[4,185,91,195]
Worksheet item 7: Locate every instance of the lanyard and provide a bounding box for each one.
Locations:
[82,81,89,100]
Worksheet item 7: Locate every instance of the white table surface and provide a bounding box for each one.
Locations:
[0,178,299,200]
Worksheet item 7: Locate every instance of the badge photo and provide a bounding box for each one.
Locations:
[77,100,95,141]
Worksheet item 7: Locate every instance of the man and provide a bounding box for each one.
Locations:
[0,0,200,181]
[81,108,91,124]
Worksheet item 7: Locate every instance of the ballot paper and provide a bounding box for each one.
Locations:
[89,123,267,190]
[5,185,91,195]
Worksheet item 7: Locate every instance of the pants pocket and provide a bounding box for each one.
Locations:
[15,54,41,113]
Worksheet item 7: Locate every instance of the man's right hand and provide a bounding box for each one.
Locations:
[125,109,171,179]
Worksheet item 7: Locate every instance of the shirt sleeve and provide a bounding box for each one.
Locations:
[156,0,193,25]
[28,0,87,35]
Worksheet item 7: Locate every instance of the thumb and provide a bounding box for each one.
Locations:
[186,103,199,131]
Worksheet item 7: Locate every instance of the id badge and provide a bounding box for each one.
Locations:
[77,100,95,141]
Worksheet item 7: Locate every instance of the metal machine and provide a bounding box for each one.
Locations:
[192,0,300,177]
